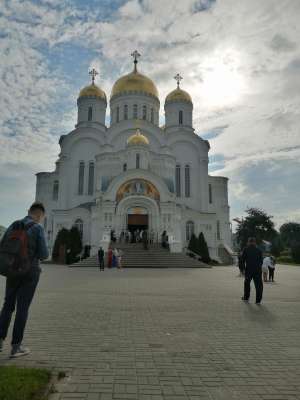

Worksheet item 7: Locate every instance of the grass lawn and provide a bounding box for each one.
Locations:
[0,366,51,400]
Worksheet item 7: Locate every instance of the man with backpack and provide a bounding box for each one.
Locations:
[0,202,48,358]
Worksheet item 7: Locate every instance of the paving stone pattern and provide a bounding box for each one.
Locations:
[0,265,300,400]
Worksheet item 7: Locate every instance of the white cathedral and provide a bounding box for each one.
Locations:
[36,52,232,262]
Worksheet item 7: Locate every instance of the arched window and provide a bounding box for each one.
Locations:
[53,180,59,201]
[88,161,94,195]
[78,161,85,195]
[185,165,190,198]
[123,163,127,172]
[136,153,140,169]
[150,108,154,123]
[74,219,83,239]
[124,104,128,120]
[142,105,147,120]
[88,107,93,121]
[175,165,181,197]
[116,106,120,123]
[209,183,213,204]
[133,104,138,119]
[179,110,183,125]
[186,221,194,241]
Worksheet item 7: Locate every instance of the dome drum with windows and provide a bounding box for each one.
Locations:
[78,68,107,102]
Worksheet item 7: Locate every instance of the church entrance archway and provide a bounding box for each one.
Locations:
[127,207,148,240]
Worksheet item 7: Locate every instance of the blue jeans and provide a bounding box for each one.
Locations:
[0,271,40,345]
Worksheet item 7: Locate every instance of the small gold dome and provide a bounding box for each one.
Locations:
[79,83,107,101]
[127,129,149,146]
[111,70,159,99]
[165,87,192,103]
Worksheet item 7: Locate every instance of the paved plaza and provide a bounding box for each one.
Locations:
[0,264,300,400]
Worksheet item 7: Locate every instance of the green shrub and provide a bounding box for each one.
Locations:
[277,256,294,263]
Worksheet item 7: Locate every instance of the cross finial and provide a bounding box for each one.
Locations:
[174,73,183,88]
[89,68,98,85]
[131,50,141,72]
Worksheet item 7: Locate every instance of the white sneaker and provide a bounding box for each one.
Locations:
[10,346,30,358]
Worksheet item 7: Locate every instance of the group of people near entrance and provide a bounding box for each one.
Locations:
[239,237,276,304]
[97,246,123,271]
[111,228,155,245]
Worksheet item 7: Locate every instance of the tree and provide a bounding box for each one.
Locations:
[68,226,82,264]
[188,233,198,254]
[280,223,300,248]
[52,228,70,263]
[198,232,210,263]
[291,242,300,263]
[236,208,277,249]
[271,233,284,257]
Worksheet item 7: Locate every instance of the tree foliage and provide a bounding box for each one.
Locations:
[52,228,70,263]
[52,227,82,264]
[198,232,211,263]
[279,222,300,248]
[291,242,300,263]
[236,208,277,249]
[68,226,82,264]
[188,233,198,254]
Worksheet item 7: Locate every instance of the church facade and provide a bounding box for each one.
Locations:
[35,52,232,261]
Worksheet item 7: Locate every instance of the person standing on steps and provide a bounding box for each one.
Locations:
[241,237,263,305]
[142,229,148,250]
[0,202,49,358]
[107,247,113,268]
[98,246,105,271]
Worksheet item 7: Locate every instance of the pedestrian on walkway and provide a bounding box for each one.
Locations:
[112,248,119,268]
[117,249,124,270]
[262,254,272,282]
[142,230,148,250]
[269,256,276,282]
[98,246,105,271]
[107,247,113,268]
[241,237,263,304]
[0,202,49,358]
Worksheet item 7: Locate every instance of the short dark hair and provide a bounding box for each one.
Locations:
[29,202,45,214]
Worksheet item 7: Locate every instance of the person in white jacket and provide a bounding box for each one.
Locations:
[262,255,272,282]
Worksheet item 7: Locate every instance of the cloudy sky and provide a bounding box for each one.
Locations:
[0,0,299,229]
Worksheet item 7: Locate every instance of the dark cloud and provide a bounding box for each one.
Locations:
[270,34,297,53]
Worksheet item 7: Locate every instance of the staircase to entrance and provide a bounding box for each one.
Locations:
[70,243,210,268]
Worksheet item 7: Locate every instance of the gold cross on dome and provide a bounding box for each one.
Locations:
[131,50,141,71]
[174,73,183,88]
[89,68,98,84]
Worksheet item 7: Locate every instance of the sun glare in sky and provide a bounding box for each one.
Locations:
[200,49,246,108]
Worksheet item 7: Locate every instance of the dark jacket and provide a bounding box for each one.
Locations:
[1,215,49,272]
[241,245,263,273]
[98,248,104,260]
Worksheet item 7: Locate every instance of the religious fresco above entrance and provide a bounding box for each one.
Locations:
[116,179,160,203]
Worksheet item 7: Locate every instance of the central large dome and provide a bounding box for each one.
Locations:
[111,70,159,99]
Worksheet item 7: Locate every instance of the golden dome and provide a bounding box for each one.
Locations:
[127,129,149,146]
[111,70,159,99]
[165,87,192,103]
[79,83,107,101]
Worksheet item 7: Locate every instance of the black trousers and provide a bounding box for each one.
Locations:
[0,271,40,345]
[268,267,275,281]
[244,270,263,303]
[99,259,104,270]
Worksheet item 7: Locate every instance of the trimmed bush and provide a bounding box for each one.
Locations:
[198,232,211,263]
